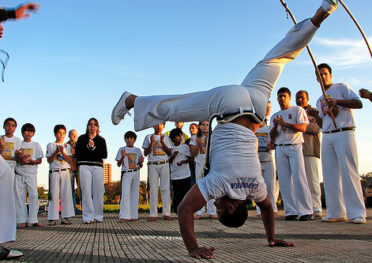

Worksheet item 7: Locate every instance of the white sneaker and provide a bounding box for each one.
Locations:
[0,246,23,260]
[321,0,338,14]
[352,217,367,224]
[111,91,132,125]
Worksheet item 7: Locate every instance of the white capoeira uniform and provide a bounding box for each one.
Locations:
[271,106,313,217]
[190,135,216,216]
[255,122,277,215]
[143,134,173,217]
[14,140,44,224]
[116,146,143,220]
[316,83,366,220]
[46,142,75,221]
[126,18,319,205]
[0,156,16,244]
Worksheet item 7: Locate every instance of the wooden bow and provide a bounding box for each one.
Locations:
[279,0,337,128]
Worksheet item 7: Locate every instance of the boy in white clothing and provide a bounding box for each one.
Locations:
[0,118,21,173]
[169,128,192,214]
[46,124,75,226]
[116,131,144,222]
[143,123,173,221]
[14,123,44,228]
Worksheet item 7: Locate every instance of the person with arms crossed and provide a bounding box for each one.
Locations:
[111,0,338,258]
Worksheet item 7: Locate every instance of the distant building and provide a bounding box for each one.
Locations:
[103,161,112,184]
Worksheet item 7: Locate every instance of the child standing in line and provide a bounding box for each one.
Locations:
[190,121,217,219]
[14,123,44,228]
[46,124,75,226]
[169,128,192,214]
[116,131,144,222]
[143,123,173,221]
[0,118,21,178]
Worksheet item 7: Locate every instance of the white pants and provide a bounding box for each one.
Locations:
[133,19,318,131]
[79,165,105,222]
[275,144,313,217]
[119,170,140,220]
[14,172,39,224]
[48,170,75,220]
[304,156,322,213]
[148,163,171,217]
[256,161,277,215]
[321,131,366,219]
[195,162,216,216]
[0,156,16,243]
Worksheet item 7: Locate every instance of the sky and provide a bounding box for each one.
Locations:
[1,0,372,188]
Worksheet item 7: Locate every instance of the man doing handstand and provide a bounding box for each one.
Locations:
[111,0,338,259]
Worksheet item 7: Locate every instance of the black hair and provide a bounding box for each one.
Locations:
[218,200,248,228]
[169,128,183,140]
[277,87,291,97]
[124,131,137,140]
[3,117,17,128]
[54,124,66,135]
[317,63,332,75]
[296,90,309,99]
[21,123,35,134]
[85,117,100,135]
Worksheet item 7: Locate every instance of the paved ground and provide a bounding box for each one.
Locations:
[3,208,371,262]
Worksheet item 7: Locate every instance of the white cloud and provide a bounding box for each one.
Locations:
[312,36,372,68]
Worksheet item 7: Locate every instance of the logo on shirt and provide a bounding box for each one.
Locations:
[153,140,166,156]
[230,177,258,190]
[126,153,137,169]
[1,142,15,160]
[288,114,292,120]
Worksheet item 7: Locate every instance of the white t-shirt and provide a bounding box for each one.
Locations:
[190,135,207,165]
[197,122,267,203]
[170,144,191,180]
[115,146,143,171]
[0,135,21,169]
[46,142,72,170]
[142,134,173,162]
[316,83,360,132]
[15,140,44,176]
[255,123,272,163]
[270,106,309,145]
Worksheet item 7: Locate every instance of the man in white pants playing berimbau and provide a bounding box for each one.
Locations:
[111,1,338,259]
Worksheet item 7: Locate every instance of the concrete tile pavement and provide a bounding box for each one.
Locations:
[3,208,371,262]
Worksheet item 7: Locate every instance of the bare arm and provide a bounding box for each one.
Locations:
[359,88,372,102]
[256,196,295,247]
[327,98,362,109]
[178,184,215,259]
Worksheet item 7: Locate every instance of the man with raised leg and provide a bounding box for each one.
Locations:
[111,1,338,259]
